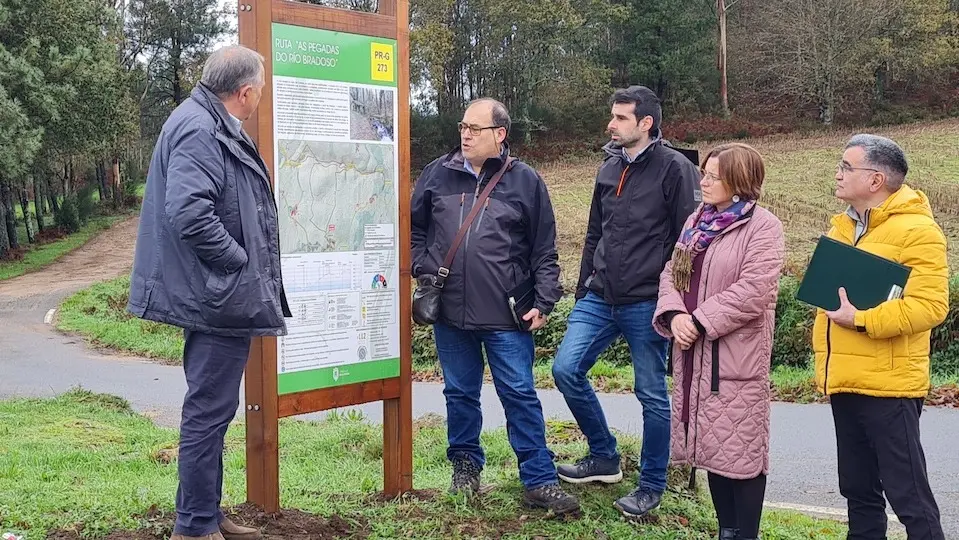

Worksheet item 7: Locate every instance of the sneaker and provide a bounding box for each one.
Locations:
[522,483,581,515]
[556,455,623,484]
[613,488,662,520]
[169,534,224,540]
[449,454,481,494]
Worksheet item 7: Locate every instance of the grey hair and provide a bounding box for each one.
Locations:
[468,97,511,136]
[201,45,265,97]
[845,134,909,190]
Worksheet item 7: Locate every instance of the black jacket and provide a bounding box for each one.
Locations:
[411,146,562,331]
[577,137,701,304]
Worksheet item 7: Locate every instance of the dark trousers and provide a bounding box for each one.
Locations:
[830,393,944,540]
[708,472,767,538]
[173,330,252,536]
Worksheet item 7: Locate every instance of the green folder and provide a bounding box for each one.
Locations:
[796,235,912,311]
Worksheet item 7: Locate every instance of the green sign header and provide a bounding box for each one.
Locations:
[272,23,398,87]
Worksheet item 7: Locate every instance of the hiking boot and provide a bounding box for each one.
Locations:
[719,528,740,540]
[556,455,623,484]
[522,483,581,515]
[449,454,481,495]
[613,487,662,519]
[169,533,224,540]
[219,516,262,540]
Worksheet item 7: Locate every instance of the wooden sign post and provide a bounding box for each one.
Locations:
[237,0,412,512]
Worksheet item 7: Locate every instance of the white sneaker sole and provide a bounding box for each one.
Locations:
[557,471,623,484]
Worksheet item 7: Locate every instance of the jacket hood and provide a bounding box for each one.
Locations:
[832,185,934,231]
[602,131,664,162]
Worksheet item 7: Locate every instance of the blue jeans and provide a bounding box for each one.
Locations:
[433,323,557,489]
[174,330,251,536]
[551,292,670,494]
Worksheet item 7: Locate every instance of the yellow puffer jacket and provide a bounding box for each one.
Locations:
[813,185,949,398]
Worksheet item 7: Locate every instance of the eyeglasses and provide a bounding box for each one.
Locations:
[836,162,879,175]
[699,169,722,185]
[457,122,502,136]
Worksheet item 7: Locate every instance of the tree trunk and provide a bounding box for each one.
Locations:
[1,182,20,251]
[0,199,8,259]
[717,0,730,117]
[112,157,122,204]
[47,175,61,215]
[33,175,45,234]
[63,161,71,196]
[19,188,35,244]
[96,161,106,203]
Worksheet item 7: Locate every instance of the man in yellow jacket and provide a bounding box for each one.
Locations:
[814,134,948,539]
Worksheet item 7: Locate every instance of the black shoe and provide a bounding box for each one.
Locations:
[556,455,623,484]
[449,454,481,495]
[613,488,662,519]
[719,528,740,540]
[522,483,581,515]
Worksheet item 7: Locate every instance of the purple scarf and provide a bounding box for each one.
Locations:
[672,199,756,292]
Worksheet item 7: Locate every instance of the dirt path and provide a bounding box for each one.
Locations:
[0,216,138,302]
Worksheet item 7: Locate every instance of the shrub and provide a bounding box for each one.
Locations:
[55,195,81,233]
[411,275,959,377]
[77,185,98,225]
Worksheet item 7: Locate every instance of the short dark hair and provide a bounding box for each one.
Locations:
[468,97,511,136]
[845,134,908,190]
[611,85,662,134]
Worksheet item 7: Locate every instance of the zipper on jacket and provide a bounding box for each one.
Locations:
[824,321,833,394]
[615,165,632,197]
[458,193,466,228]
[825,226,866,393]
[461,173,485,328]
[474,198,491,231]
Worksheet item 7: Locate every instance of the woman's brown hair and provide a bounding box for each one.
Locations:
[700,143,765,201]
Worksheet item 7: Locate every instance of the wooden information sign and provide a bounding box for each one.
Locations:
[237,0,412,512]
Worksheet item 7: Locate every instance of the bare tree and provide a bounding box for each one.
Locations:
[732,0,892,124]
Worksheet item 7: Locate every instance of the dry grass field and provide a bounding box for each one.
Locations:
[540,119,959,291]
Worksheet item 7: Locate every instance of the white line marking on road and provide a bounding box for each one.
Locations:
[764,501,901,524]
[44,308,56,325]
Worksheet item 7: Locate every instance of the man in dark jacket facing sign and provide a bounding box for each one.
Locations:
[552,85,701,519]
[128,45,291,540]
[411,98,579,514]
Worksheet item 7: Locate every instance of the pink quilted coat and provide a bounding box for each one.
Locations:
[653,205,785,479]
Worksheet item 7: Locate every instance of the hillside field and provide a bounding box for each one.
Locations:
[540,119,959,291]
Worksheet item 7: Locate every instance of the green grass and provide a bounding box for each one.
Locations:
[0,214,126,281]
[0,389,851,539]
[54,275,959,405]
[56,275,184,361]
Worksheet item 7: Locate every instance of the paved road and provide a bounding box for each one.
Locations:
[1,221,956,536]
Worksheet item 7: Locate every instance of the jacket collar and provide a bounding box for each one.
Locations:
[442,143,511,178]
[829,185,932,240]
[190,83,271,184]
[602,131,663,165]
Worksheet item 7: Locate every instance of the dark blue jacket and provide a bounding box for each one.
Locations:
[411,146,562,331]
[128,84,291,336]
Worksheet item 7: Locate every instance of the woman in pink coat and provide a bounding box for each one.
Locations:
[654,143,784,540]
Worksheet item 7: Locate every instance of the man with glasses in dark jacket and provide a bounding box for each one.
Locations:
[552,85,701,519]
[411,98,579,514]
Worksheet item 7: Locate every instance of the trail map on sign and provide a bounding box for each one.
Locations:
[277,141,396,254]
